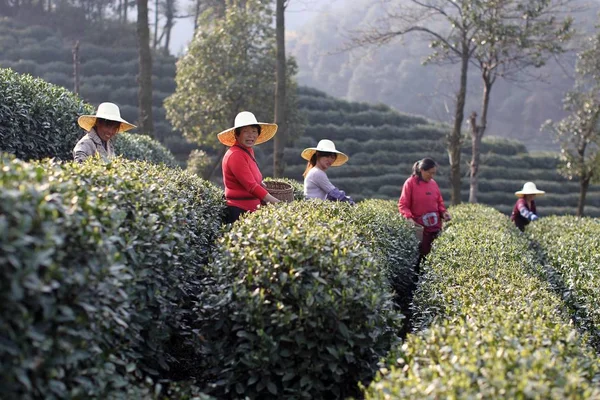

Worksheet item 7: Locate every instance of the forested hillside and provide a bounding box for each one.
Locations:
[258,87,600,217]
[287,0,600,152]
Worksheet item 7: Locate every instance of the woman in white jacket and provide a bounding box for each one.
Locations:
[302,139,354,204]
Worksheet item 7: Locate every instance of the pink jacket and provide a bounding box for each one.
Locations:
[398,175,447,232]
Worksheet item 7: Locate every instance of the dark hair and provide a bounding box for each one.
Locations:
[234,124,262,138]
[412,158,438,181]
[302,151,337,177]
[95,118,121,128]
[316,151,337,160]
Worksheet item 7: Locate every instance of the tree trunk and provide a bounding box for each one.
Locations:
[193,0,200,31]
[163,0,174,56]
[124,0,128,22]
[72,40,80,94]
[577,176,590,216]
[448,45,469,205]
[468,112,480,203]
[469,73,492,203]
[137,0,155,136]
[153,0,159,49]
[273,0,286,178]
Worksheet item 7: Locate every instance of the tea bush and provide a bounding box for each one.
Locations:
[529,216,600,350]
[114,132,178,168]
[196,201,402,399]
[365,204,600,399]
[352,199,419,307]
[0,154,224,398]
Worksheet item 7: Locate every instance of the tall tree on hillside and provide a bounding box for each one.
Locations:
[351,0,484,205]
[273,0,289,177]
[160,0,176,55]
[546,29,600,216]
[467,0,573,203]
[190,0,226,29]
[137,0,155,136]
[165,0,302,180]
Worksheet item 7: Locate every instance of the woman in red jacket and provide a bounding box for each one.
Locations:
[398,158,451,259]
[217,111,281,223]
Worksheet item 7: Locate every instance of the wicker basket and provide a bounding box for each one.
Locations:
[264,180,294,202]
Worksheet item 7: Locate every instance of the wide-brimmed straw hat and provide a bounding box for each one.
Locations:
[301,139,348,166]
[78,102,136,133]
[515,182,545,197]
[217,111,278,146]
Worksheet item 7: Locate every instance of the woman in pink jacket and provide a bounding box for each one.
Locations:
[398,158,451,259]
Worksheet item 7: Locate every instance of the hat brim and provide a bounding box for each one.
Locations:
[515,190,545,197]
[301,148,348,166]
[217,123,278,146]
[78,115,136,133]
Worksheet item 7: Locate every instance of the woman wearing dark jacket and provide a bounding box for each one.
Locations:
[511,182,545,232]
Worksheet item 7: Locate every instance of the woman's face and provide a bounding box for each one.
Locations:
[421,166,437,182]
[96,118,121,142]
[236,125,260,147]
[316,152,337,171]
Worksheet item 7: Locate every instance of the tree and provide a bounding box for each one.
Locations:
[273,0,288,177]
[137,0,155,136]
[467,0,573,203]
[351,0,482,205]
[546,30,600,216]
[165,0,302,180]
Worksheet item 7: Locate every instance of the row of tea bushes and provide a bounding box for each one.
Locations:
[365,204,600,399]
[0,155,224,399]
[193,200,418,399]
[529,216,600,350]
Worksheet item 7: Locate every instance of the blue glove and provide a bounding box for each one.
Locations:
[529,214,538,221]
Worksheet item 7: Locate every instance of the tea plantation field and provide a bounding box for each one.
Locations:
[2,154,599,399]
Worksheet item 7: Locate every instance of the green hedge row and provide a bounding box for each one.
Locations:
[193,200,416,399]
[365,204,600,399]
[529,217,600,349]
[298,123,447,143]
[351,200,419,309]
[305,110,433,130]
[0,155,224,398]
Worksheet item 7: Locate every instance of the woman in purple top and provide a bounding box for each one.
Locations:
[511,182,545,232]
[302,139,354,204]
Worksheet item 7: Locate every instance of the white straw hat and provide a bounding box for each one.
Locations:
[77,102,136,133]
[301,139,348,166]
[217,111,278,146]
[515,182,545,197]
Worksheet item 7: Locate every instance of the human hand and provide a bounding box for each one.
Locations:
[530,213,538,221]
[443,212,452,221]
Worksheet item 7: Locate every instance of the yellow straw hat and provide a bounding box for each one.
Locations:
[77,102,136,133]
[515,182,545,197]
[301,139,348,166]
[217,111,278,146]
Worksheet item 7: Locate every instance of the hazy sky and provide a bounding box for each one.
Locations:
[168,0,345,55]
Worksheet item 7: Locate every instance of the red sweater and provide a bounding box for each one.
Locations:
[222,145,269,211]
[398,175,447,232]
